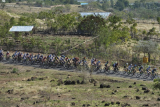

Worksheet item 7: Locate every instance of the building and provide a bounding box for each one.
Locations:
[79,12,111,19]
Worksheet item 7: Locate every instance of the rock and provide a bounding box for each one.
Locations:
[114,90,118,92]
[21,97,29,101]
[157,97,160,101]
[136,89,139,92]
[144,90,150,93]
[101,100,105,103]
[111,102,114,105]
[100,84,105,88]
[129,85,132,88]
[152,92,154,95]
[112,92,115,94]
[81,81,85,84]
[72,98,75,99]
[71,102,75,106]
[33,101,40,105]
[50,79,55,82]
[117,87,120,88]
[27,79,31,81]
[16,105,19,107]
[143,104,149,106]
[106,85,111,88]
[94,83,97,86]
[87,104,90,106]
[31,77,37,81]
[77,80,80,84]
[123,95,129,98]
[104,103,110,106]
[142,87,147,90]
[71,81,76,85]
[133,82,136,85]
[136,96,140,100]
[116,101,120,105]
[82,104,85,107]
[7,89,13,94]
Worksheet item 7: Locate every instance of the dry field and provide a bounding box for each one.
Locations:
[0,62,160,107]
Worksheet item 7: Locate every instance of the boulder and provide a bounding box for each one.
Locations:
[143,104,149,106]
[116,101,120,105]
[77,80,80,84]
[157,97,160,101]
[7,89,13,94]
[104,103,110,106]
[142,87,147,90]
[31,77,37,81]
[111,102,114,105]
[136,96,140,100]
[144,90,150,93]
[50,79,55,82]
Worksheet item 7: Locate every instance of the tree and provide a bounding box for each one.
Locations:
[78,15,106,36]
[147,27,156,39]
[102,1,110,11]
[157,17,160,32]
[110,0,114,8]
[114,0,129,11]
[134,40,159,62]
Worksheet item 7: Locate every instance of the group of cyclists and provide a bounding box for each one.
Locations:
[0,49,158,79]
[124,63,157,79]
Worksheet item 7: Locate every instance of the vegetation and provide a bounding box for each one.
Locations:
[0,63,160,107]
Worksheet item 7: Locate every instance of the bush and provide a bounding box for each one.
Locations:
[153,78,160,90]
[12,68,18,73]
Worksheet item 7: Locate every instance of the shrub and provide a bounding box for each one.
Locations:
[12,68,18,73]
[153,78,160,90]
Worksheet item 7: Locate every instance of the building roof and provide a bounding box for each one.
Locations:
[79,12,111,18]
[9,26,34,32]
[81,3,88,5]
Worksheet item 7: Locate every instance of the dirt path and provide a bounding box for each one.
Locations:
[0,60,158,82]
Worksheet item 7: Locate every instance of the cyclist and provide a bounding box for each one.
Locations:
[72,57,79,68]
[96,60,101,70]
[6,51,10,60]
[60,55,65,65]
[80,57,87,65]
[132,64,137,74]
[0,48,3,61]
[113,62,118,71]
[128,64,133,72]
[139,65,143,73]
[146,66,151,76]
[151,68,157,79]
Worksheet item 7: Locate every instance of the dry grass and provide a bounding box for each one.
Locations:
[0,63,160,107]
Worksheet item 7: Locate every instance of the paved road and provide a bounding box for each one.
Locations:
[0,60,159,81]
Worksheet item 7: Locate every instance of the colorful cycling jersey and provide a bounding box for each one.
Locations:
[152,69,156,73]
[146,67,150,71]
[128,65,132,70]
[96,61,101,66]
